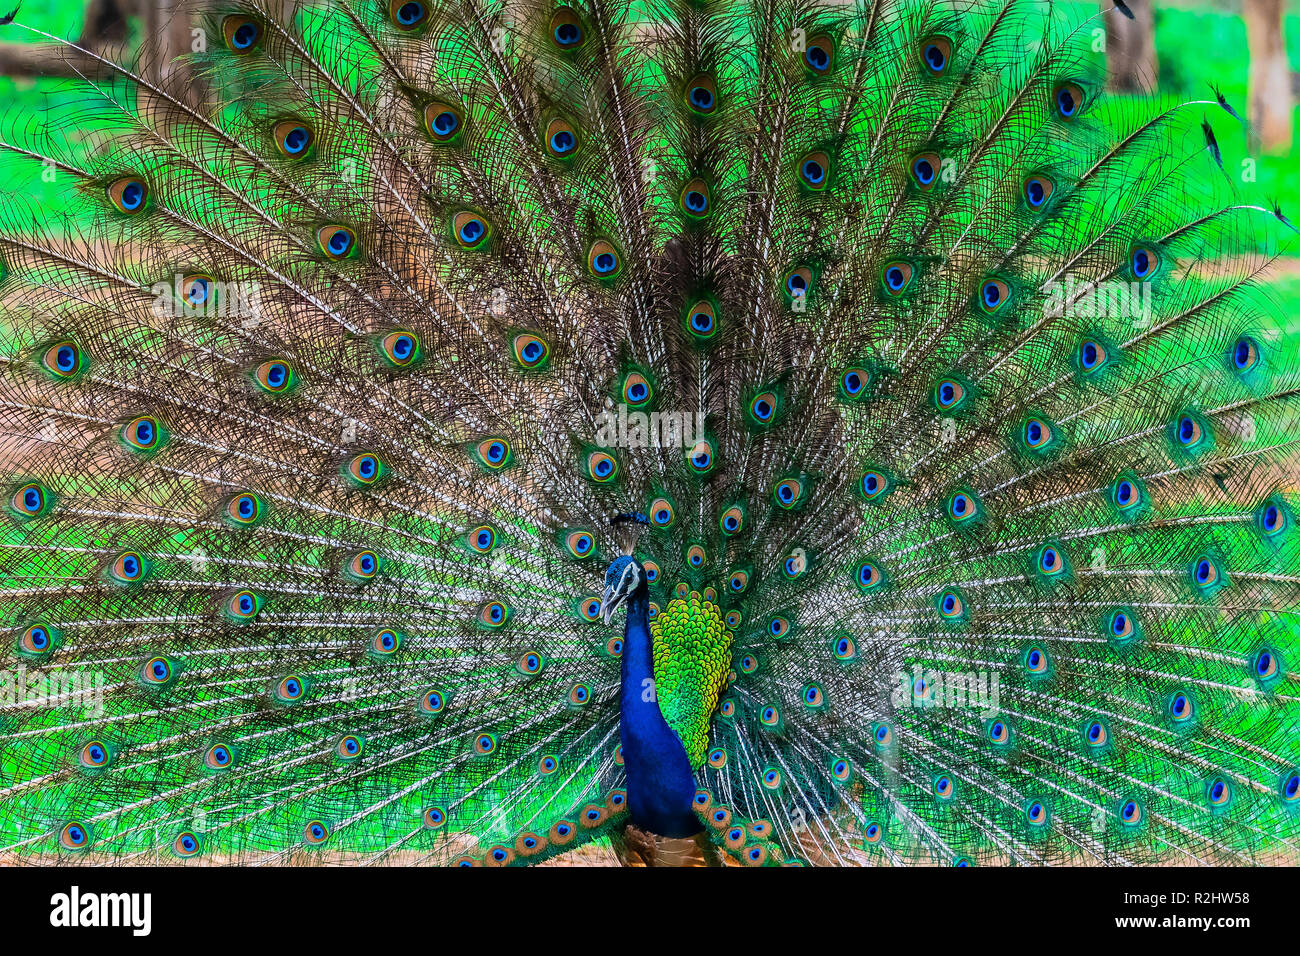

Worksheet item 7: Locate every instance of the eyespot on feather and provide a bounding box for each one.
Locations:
[273,120,314,158]
[222,15,262,52]
[424,102,464,143]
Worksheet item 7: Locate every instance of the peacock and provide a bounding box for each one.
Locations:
[0,0,1298,868]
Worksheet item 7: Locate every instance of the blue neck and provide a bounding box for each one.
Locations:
[618,588,701,837]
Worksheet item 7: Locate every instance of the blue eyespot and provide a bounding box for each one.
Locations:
[1078,338,1114,376]
[1233,336,1259,371]
[1024,175,1055,210]
[1054,83,1084,119]
[394,0,425,27]
[1131,245,1159,280]
[551,129,575,153]
[277,123,312,157]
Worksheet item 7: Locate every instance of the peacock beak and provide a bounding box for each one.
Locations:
[601,584,625,626]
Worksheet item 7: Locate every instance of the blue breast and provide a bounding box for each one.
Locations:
[618,590,702,837]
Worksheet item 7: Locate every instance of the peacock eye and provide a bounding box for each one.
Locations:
[855,560,882,590]
[254,358,296,393]
[371,626,400,655]
[588,239,621,278]
[686,300,717,339]
[316,224,358,259]
[389,0,427,30]
[685,74,717,114]
[512,332,549,369]
[1109,608,1136,642]
[719,505,745,535]
[919,35,952,74]
[452,211,491,249]
[304,820,330,844]
[937,590,964,618]
[222,15,262,52]
[480,600,510,626]
[61,822,91,851]
[1079,338,1108,373]
[585,450,618,482]
[987,720,1010,745]
[687,439,714,473]
[40,340,86,380]
[273,120,314,158]
[860,470,889,501]
[1054,82,1085,119]
[1023,174,1055,210]
[1024,646,1050,675]
[380,330,421,367]
[225,589,262,621]
[424,102,463,143]
[621,371,652,407]
[544,117,579,158]
[277,675,306,702]
[803,35,834,74]
[18,621,56,658]
[773,477,804,508]
[110,550,148,585]
[1023,417,1053,449]
[1191,554,1220,589]
[475,437,512,470]
[225,490,266,527]
[549,7,585,49]
[563,530,595,559]
[1232,336,1260,373]
[785,265,813,298]
[1130,244,1160,280]
[346,452,385,485]
[979,277,1011,314]
[1084,720,1108,748]
[1258,499,1288,537]
[798,151,830,191]
[680,177,711,216]
[122,415,166,453]
[935,377,966,410]
[910,152,941,190]
[882,261,915,295]
[424,806,447,828]
[840,366,871,400]
[142,656,175,685]
[1174,413,1205,450]
[107,177,148,214]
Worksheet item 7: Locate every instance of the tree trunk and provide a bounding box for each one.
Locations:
[1104,0,1158,93]
[0,0,133,80]
[1244,0,1294,154]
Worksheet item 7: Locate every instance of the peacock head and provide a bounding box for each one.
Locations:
[601,555,646,626]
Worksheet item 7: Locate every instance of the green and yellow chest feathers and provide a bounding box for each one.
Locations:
[650,589,733,768]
